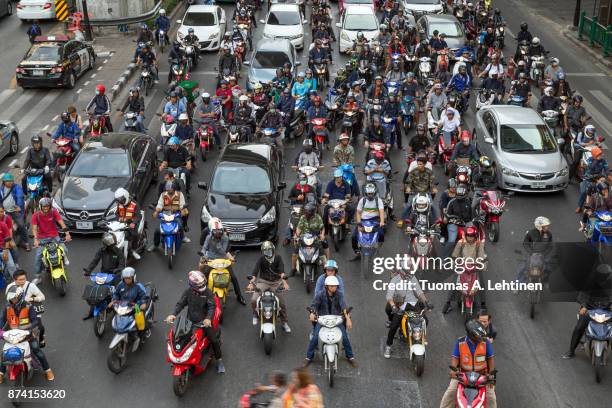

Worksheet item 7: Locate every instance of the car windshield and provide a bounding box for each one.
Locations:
[183,12,215,26]
[345,0,373,4]
[267,11,301,25]
[252,51,291,69]
[407,0,439,4]
[428,22,463,37]
[25,44,61,62]
[500,124,557,153]
[211,164,271,194]
[70,152,131,178]
[344,13,378,31]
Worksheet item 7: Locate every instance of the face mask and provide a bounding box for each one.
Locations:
[95,90,100,95]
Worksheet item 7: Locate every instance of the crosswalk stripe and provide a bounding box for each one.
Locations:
[582,97,612,135]
[589,90,612,109]
[3,92,38,127]
[565,72,609,77]
[16,90,62,133]
[0,89,16,107]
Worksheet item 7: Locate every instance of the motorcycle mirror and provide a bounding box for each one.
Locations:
[259,19,265,24]
[303,20,309,25]
[295,61,301,66]
[198,182,208,190]
[136,166,147,174]
[176,19,182,24]
[336,23,341,28]
[278,182,287,190]
[556,138,565,145]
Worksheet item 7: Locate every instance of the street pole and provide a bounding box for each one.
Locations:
[573,0,582,27]
[81,0,94,41]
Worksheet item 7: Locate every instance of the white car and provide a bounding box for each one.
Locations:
[401,0,445,15]
[176,5,226,52]
[261,4,306,50]
[16,0,56,20]
[336,5,379,54]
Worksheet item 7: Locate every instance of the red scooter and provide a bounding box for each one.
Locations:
[458,264,480,321]
[88,114,108,138]
[436,129,457,174]
[166,297,222,397]
[197,124,214,162]
[310,117,328,160]
[451,367,497,408]
[478,190,507,243]
[47,133,76,183]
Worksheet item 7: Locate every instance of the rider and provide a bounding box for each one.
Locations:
[247,241,290,331]
[120,87,146,132]
[86,85,113,132]
[333,133,355,167]
[408,124,433,163]
[113,188,143,260]
[160,136,192,195]
[22,135,53,195]
[365,116,389,162]
[0,286,54,382]
[438,107,462,151]
[400,73,421,125]
[564,94,587,137]
[537,86,561,114]
[306,96,329,147]
[450,131,480,167]
[427,84,448,115]
[153,8,170,46]
[439,320,497,408]
[148,180,190,251]
[136,43,159,83]
[367,75,388,100]
[292,203,330,275]
[163,91,186,122]
[517,216,553,283]
[447,65,471,113]
[471,156,498,212]
[183,28,200,66]
[258,102,285,148]
[351,183,385,260]
[508,72,531,106]
[322,169,356,233]
[304,275,356,367]
[1,172,29,252]
[83,233,125,284]
[175,113,194,146]
[400,156,437,223]
[381,92,403,149]
[577,146,609,211]
[365,150,392,203]
[53,111,82,153]
[308,39,331,84]
[196,92,222,147]
[444,184,473,252]
[481,72,505,103]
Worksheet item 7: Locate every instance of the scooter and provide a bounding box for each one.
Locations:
[418,56,432,85]
[381,115,397,146]
[249,281,285,355]
[341,109,359,142]
[41,240,68,296]
[583,307,612,383]
[457,265,480,322]
[159,115,178,160]
[296,232,322,294]
[310,118,328,160]
[107,286,157,374]
[358,219,380,280]
[400,308,428,376]
[50,135,75,183]
[541,109,560,136]
[436,128,457,170]
[157,29,168,53]
[407,223,439,273]
[475,88,497,110]
[227,124,249,145]
[157,211,182,269]
[451,367,497,408]
[101,216,147,262]
[1,329,41,398]
[586,210,612,251]
[401,95,417,133]
[166,304,222,397]
[313,58,328,91]
[23,168,47,219]
[325,88,344,131]
[123,111,140,132]
[205,258,232,314]
[327,199,348,252]
[526,252,544,319]
[478,190,506,243]
[139,63,154,96]
[529,55,546,84]
[169,58,189,85]
[82,272,115,338]
[197,123,214,161]
[297,166,319,191]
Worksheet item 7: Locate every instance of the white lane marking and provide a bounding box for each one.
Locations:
[590,90,612,109]
[8,159,17,167]
[582,98,612,135]
[76,88,82,94]
[97,67,103,71]
[103,59,109,64]
[90,73,97,78]
[52,115,59,121]
[42,124,49,131]
[158,71,218,76]
[4,92,37,122]
[565,72,608,77]
[16,91,61,132]
[21,147,28,154]
[0,89,16,106]
[84,81,90,86]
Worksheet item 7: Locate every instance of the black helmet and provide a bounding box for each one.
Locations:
[465,319,487,342]
[61,111,70,122]
[573,94,583,103]
[31,134,42,146]
[304,203,316,217]
[520,22,528,31]
[494,8,500,15]
[188,28,194,34]
[164,180,177,192]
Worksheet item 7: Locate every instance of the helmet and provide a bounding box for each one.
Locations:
[534,216,550,230]
[465,319,487,342]
[352,80,361,88]
[584,124,596,137]
[164,180,177,192]
[456,184,467,197]
[461,130,471,142]
[178,113,189,121]
[573,94,583,103]
[448,178,457,189]
[304,203,316,217]
[61,111,70,122]
[458,65,467,73]
[6,285,24,304]
[364,183,377,199]
[168,136,179,146]
[375,75,383,81]
[96,84,106,95]
[261,241,275,260]
[31,134,42,146]
[324,275,340,286]
[557,72,565,80]
[333,169,343,178]
[380,23,387,31]
[518,60,526,67]
[207,217,221,231]
[121,267,136,279]
[551,57,559,65]
[531,37,540,46]
[188,28,194,34]
[339,132,350,141]
[297,72,306,78]
[2,173,14,182]
[305,68,313,75]
[39,197,52,209]
[325,259,338,271]
[596,180,609,194]
[374,150,385,161]
[414,194,430,213]
[466,226,478,237]
[239,94,249,102]
[520,22,528,30]
[188,270,207,292]
[102,232,116,247]
[518,72,527,79]
[357,31,364,40]
[114,187,130,205]
[254,83,263,91]
[406,72,414,80]
[494,8,501,15]
[303,139,313,150]
[479,156,492,169]
[416,123,426,135]
[544,86,553,97]
[159,8,166,15]
[298,173,307,185]
[201,92,211,100]
[591,146,603,159]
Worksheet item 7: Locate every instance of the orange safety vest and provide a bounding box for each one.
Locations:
[458,336,488,373]
[162,193,181,212]
[118,201,137,221]
[7,306,31,329]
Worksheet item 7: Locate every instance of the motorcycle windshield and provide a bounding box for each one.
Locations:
[462,388,479,404]
[161,222,177,234]
[112,314,135,333]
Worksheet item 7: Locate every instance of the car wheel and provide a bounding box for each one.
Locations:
[66,71,76,89]
[8,132,19,156]
[7,2,12,15]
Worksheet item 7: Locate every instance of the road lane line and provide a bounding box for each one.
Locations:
[0,89,16,106]
[8,159,17,168]
[52,115,59,121]
[76,88,82,94]
[582,98,612,135]
[103,59,109,64]
[16,90,62,132]
[4,92,38,123]
[589,90,612,109]
[84,81,90,86]
[20,147,28,154]
[97,67,103,71]
[565,72,608,77]
[90,73,97,78]
[42,124,49,131]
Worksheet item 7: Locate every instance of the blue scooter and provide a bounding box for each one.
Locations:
[585,308,612,383]
[24,168,47,219]
[158,211,182,269]
[588,210,612,251]
[401,95,417,133]
[358,219,381,280]
[83,272,115,338]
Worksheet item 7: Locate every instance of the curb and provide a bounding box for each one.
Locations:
[110,3,186,101]
[561,26,612,71]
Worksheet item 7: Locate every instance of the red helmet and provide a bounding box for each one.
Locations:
[374,151,385,160]
[466,226,478,237]
[461,130,471,142]
[96,84,106,95]
[164,115,175,124]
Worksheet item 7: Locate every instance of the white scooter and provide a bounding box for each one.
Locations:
[102,211,147,261]
[2,329,40,390]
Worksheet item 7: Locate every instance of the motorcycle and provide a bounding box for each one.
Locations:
[366,141,387,163]
[50,136,75,183]
[586,210,612,251]
[367,98,383,125]
[296,232,322,294]
[529,55,546,84]
[457,265,480,321]
[157,211,182,269]
[386,80,400,96]
[226,124,250,145]
[357,59,371,83]
[583,307,612,383]
[478,190,506,243]
[407,222,439,273]
[400,308,428,376]
[577,143,607,181]
[306,307,353,387]
[82,272,115,338]
[157,29,167,53]
[526,252,545,319]
[1,329,42,399]
[418,56,432,85]
[169,58,189,85]
[23,168,47,219]
[139,63,154,96]
[313,58,328,91]
[289,107,306,138]
[88,114,109,139]
[123,111,140,132]
[107,287,157,374]
[325,88,344,131]
[381,115,397,146]
[249,283,284,355]
[327,199,348,252]
[181,43,199,71]
[450,367,497,408]
[436,129,457,170]
[341,109,359,142]
[507,93,526,106]
[358,219,380,280]
[197,123,214,161]
[475,88,498,110]
[401,95,417,133]
[166,303,222,396]
[541,109,560,136]
[159,115,177,159]
[41,240,68,296]
[205,258,232,315]
[101,217,147,262]
[310,118,328,160]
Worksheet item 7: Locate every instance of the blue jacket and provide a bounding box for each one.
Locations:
[175,124,194,141]
[113,281,148,307]
[451,143,480,161]
[277,95,295,114]
[585,159,609,178]
[307,105,328,120]
[154,16,170,32]
[0,184,25,213]
[311,290,347,316]
[448,73,471,92]
[53,121,81,141]
[309,47,329,62]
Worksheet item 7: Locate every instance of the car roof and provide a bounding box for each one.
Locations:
[269,3,300,12]
[345,5,376,14]
[255,38,293,53]
[81,132,150,153]
[420,14,459,23]
[185,5,217,12]
[484,106,544,125]
[220,143,273,165]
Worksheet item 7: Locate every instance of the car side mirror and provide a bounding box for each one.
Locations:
[557,138,565,145]
[243,60,250,66]
[484,137,494,144]
[278,182,287,190]
[176,19,182,24]
[136,166,147,174]
[198,182,208,190]
[335,22,342,28]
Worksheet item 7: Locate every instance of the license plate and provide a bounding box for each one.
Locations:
[33,70,44,76]
[532,182,546,189]
[229,233,245,241]
[76,221,93,230]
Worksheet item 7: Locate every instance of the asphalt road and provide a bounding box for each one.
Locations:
[0,2,611,407]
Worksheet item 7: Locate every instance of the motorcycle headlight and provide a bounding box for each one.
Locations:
[557,166,569,177]
[201,205,212,223]
[412,329,422,340]
[209,31,219,40]
[260,207,276,224]
[341,31,350,42]
[52,199,65,217]
[499,27,504,33]
[501,166,520,177]
[28,183,37,191]
[105,202,118,218]
[591,313,611,324]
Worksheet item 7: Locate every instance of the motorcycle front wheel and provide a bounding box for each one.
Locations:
[413,354,425,377]
[11,370,25,406]
[173,370,191,397]
[361,253,372,280]
[487,221,500,243]
[93,309,107,338]
[107,344,127,374]
[325,354,335,387]
[263,332,274,355]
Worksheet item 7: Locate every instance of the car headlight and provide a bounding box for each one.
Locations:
[105,202,118,218]
[209,32,219,40]
[260,207,276,224]
[52,199,65,217]
[289,34,303,40]
[501,166,520,177]
[262,32,272,39]
[201,205,212,224]
[557,166,569,177]
[341,31,350,42]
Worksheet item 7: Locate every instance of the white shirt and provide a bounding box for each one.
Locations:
[483,63,504,77]
[438,107,461,133]
[408,160,433,173]
[6,281,45,303]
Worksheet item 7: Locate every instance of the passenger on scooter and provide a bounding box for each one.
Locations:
[32,198,71,284]
[481,72,504,103]
[120,87,146,132]
[365,151,391,200]
[322,169,356,233]
[572,123,598,170]
[247,241,290,331]
[258,102,285,147]
[0,286,54,383]
[351,183,385,260]
[544,57,563,82]
[53,112,81,154]
[86,85,113,132]
[163,91,186,122]
[577,147,609,211]
[113,188,142,260]
[446,65,471,112]
[437,107,462,148]
[367,76,388,100]
[160,137,192,195]
[333,133,355,166]
[83,233,125,284]
[314,260,345,298]
[400,157,437,224]
[382,93,403,149]
[149,180,190,252]
[304,275,356,367]
[384,267,431,359]
[471,156,498,212]
[292,204,330,275]
[439,320,497,408]
[444,184,473,251]
[166,270,225,373]
[1,173,28,254]
[408,125,433,166]
[581,180,612,232]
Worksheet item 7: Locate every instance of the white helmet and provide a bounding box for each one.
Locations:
[121,267,136,279]
[159,8,166,15]
[534,216,550,231]
[114,188,130,205]
[208,217,222,231]
[551,57,559,65]
[6,286,24,303]
[239,94,249,102]
[202,92,210,99]
[324,275,340,286]
[544,87,553,97]
[414,194,430,213]
[532,37,540,46]
[178,113,189,121]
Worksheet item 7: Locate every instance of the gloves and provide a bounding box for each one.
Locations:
[44,165,50,174]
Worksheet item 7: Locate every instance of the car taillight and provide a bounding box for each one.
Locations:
[15,67,25,74]
[50,66,64,74]
[44,3,52,9]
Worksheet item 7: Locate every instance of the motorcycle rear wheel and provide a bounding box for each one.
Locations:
[361,254,372,280]
[53,276,66,297]
[263,332,274,355]
[173,370,191,397]
[413,354,425,377]
[11,370,25,406]
[332,230,340,252]
[487,221,500,243]
[595,352,605,383]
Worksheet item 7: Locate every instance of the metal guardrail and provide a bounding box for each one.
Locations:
[577,11,612,57]
[85,1,162,26]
